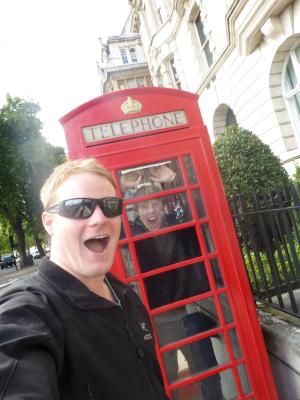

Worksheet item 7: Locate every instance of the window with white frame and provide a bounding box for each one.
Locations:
[283,44,300,141]
[120,48,128,64]
[170,58,181,89]
[127,78,135,88]
[195,11,213,67]
[129,47,138,63]
[136,77,145,87]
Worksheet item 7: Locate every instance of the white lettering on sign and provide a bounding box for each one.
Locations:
[82,110,187,143]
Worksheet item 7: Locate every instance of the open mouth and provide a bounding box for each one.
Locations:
[147,216,158,224]
[84,235,110,253]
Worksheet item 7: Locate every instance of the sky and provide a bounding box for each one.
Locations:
[0,0,131,149]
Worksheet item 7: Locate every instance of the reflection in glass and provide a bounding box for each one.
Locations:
[237,363,252,395]
[120,245,135,277]
[228,329,243,359]
[129,281,141,298]
[153,299,219,346]
[201,223,215,253]
[219,293,234,324]
[120,221,126,239]
[192,189,206,218]
[118,158,183,198]
[162,333,228,397]
[127,191,191,236]
[170,368,238,400]
[287,58,297,90]
[183,155,197,184]
[210,258,224,288]
[143,261,208,309]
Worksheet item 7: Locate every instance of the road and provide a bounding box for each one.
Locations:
[0,261,39,292]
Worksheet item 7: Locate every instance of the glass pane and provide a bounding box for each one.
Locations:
[237,363,252,395]
[228,329,243,359]
[195,12,207,45]
[295,91,300,115]
[120,245,135,277]
[162,333,229,385]
[183,155,197,184]
[295,45,300,63]
[153,299,219,345]
[118,158,183,198]
[210,258,224,288]
[128,192,192,235]
[129,281,142,298]
[192,189,206,218]
[143,262,209,309]
[286,57,297,91]
[127,78,135,88]
[120,221,126,239]
[170,368,238,400]
[201,223,215,252]
[219,293,234,323]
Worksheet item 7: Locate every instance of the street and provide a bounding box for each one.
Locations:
[0,261,39,292]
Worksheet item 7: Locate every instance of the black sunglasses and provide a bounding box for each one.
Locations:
[47,197,123,219]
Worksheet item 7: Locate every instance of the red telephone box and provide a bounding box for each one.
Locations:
[60,87,278,400]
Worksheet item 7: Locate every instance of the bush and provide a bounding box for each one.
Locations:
[213,126,290,200]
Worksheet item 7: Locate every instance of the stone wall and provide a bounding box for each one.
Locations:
[257,303,300,399]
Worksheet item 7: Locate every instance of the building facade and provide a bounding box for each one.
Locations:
[129,0,300,175]
[98,13,153,94]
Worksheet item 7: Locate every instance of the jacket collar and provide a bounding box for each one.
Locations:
[38,258,127,310]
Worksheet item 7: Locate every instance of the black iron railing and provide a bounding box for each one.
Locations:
[230,183,300,318]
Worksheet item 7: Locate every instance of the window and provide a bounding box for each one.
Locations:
[170,58,181,89]
[126,78,135,88]
[117,80,126,90]
[226,108,237,126]
[283,44,300,138]
[130,47,138,63]
[120,48,128,64]
[195,12,213,67]
[136,77,145,87]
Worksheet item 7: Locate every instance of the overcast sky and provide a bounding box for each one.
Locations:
[0,0,131,149]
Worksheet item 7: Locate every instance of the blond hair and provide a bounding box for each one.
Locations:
[40,158,116,210]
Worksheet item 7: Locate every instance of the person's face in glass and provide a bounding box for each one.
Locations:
[137,198,164,231]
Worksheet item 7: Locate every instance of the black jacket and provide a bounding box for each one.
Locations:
[0,259,168,400]
[132,218,210,309]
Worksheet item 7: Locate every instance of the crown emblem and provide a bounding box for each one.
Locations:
[121,97,142,114]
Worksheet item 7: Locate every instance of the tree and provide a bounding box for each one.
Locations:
[0,95,66,268]
[213,125,289,199]
[292,163,300,184]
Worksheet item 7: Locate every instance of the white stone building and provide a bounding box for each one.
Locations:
[98,13,153,94]
[129,0,300,175]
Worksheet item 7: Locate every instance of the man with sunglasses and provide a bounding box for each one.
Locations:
[0,158,168,400]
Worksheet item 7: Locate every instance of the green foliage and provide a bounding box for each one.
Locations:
[0,95,66,266]
[213,126,290,200]
[244,240,300,292]
[292,163,300,184]
[0,219,11,254]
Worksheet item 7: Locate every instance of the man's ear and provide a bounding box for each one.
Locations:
[42,211,55,236]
